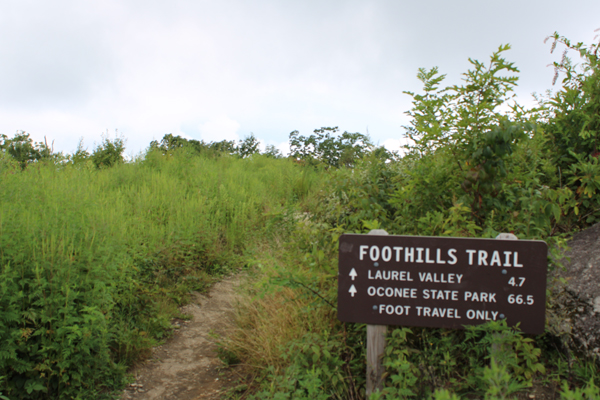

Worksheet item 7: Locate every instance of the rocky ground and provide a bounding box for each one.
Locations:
[550,222,600,362]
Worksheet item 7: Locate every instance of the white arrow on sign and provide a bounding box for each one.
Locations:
[349,285,357,297]
[349,268,357,281]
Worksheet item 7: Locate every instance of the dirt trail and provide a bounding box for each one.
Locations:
[121,276,241,400]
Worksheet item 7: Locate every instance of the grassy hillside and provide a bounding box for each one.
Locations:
[0,150,323,399]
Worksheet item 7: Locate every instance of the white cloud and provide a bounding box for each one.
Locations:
[0,108,105,153]
[198,115,241,143]
[256,139,267,153]
[276,141,291,157]
[381,139,404,154]
[381,139,408,154]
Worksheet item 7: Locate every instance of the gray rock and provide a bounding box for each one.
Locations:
[549,222,600,362]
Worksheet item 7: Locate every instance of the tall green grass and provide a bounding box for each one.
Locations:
[0,150,323,399]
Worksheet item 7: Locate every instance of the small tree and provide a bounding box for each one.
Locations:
[401,45,535,221]
[66,138,91,165]
[208,140,237,155]
[237,134,260,158]
[543,31,600,166]
[289,127,373,168]
[541,31,600,226]
[149,133,194,153]
[0,131,50,169]
[263,144,283,159]
[92,131,125,168]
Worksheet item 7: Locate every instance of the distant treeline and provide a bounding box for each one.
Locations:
[0,126,397,172]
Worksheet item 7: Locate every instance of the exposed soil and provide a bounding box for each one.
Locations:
[120,276,242,400]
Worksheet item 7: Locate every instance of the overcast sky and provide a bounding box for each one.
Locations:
[1,1,598,156]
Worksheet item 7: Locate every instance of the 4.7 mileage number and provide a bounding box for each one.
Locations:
[508,277,526,287]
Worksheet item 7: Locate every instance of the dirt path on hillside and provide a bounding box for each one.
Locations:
[120,276,242,400]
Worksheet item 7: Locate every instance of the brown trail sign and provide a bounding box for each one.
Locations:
[338,232,549,395]
[338,233,548,334]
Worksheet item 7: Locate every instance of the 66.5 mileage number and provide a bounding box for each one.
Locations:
[508,294,534,305]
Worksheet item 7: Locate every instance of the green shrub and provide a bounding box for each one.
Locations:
[0,131,51,169]
[289,127,376,168]
[91,132,125,168]
[541,32,600,228]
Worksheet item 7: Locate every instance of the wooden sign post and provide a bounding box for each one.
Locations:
[338,231,547,396]
[366,229,388,396]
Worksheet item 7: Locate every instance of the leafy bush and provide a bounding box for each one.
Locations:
[394,44,569,238]
[289,127,377,168]
[237,134,260,158]
[65,138,92,166]
[264,144,283,159]
[91,132,125,168]
[0,131,51,169]
[149,133,262,159]
[376,322,545,398]
[540,32,600,228]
